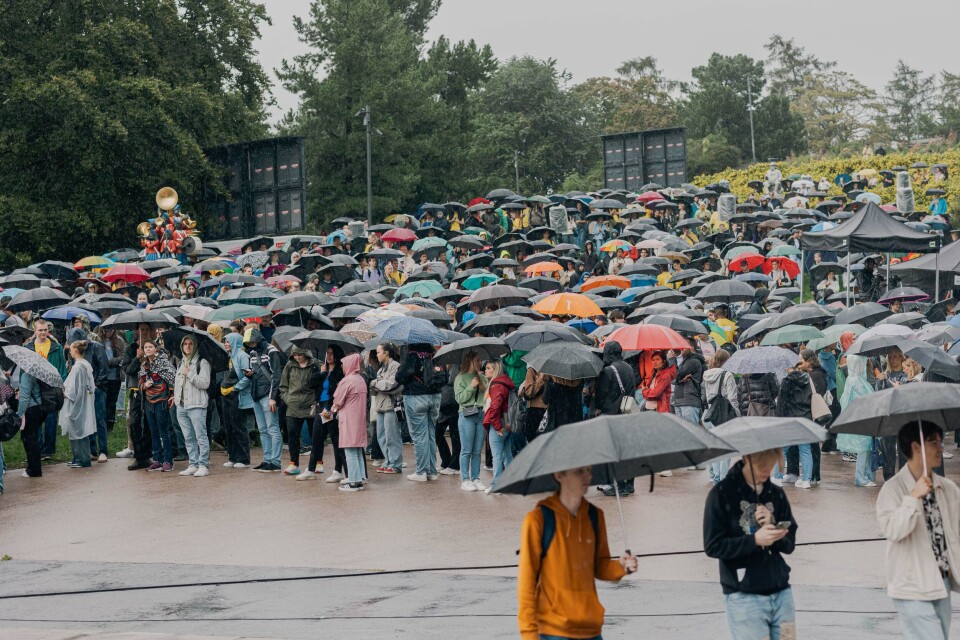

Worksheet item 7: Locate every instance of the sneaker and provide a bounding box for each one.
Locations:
[340,477,351,485]
[407,473,428,482]
[265,463,281,472]
[483,464,494,472]
[325,471,344,483]
[161,462,174,472]
[283,465,301,476]
[295,470,317,481]
[380,467,399,474]
[317,464,324,473]
[67,462,81,468]
[97,453,107,463]
[472,479,486,491]
[252,463,265,471]
[179,465,199,477]
[232,462,248,469]
[116,448,134,459]
[810,479,820,487]
[376,466,388,473]
[370,459,384,467]
[401,462,408,468]
[842,453,857,462]
[659,470,673,477]
[128,461,151,471]
[427,474,439,481]
[770,477,784,487]
[484,486,493,495]
[795,479,812,489]
[21,471,35,478]
[41,455,53,461]
[146,462,163,472]
[783,474,799,483]
[438,467,458,476]
[461,480,477,492]
[255,463,274,473]
[194,466,209,478]
[597,485,612,493]
[339,483,365,492]
[944,451,954,459]
[857,481,878,487]
[301,446,312,454]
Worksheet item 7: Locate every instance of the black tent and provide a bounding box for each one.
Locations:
[890,239,960,274]
[800,202,940,254]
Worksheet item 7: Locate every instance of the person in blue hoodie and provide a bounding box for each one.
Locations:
[222,331,253,468]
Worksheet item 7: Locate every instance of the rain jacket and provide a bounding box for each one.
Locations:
[776,371,812,419]
[702,367,740,422]
[66,328,109,389]
[223,332,253,410]
[243,328,285,402]
[483,374,514,432]
[332,353,368,448]
[672,351,705,409]
[518,493,625,640]
[740,287,769,317]
[641,364,676,413]
[25,337,67,380]
[60,358,96,440]
[173,343,211,410]
[836,355,874,454]
[279,348,323,419]
[369,358,402,414]
[591,342,637,416]
[502,350,528,388]
[738,373,779,416]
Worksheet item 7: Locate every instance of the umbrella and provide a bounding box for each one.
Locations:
[339,321,378,342]
[433,337,509,366]
[900,343,960,381]
[767,303,835,329]
[727,254,766,273]
[763,257,800,279]
[100,309,179,331]
[7,288,71,313]
[875,312,928,329]
[235,251,270,270]
[205,304,272,323]
[74,256,116,271]
[374,315,446,345]
[878,287,930,305]
[161,326,230,372]
[2,345,63,388]
[41,306,102,325]
[832,302,891,328]
[291,329,364,355]
[36,261,79,281]
[266,291,331,312]
[502,322,591,351]
[697,279,756,304]
[760,324,824,346]
[532,293,603,319]
[218,286,282,307]
[525,261,564,276]
[582,275,632,292]
[643,314,709,336]
[462,273,499,290]
[722,346,798,378]
[381,228,417,243]
[712,417,827,456]
[395,280,445,299]
[600,239,633,254]
[606,324,689,351]
[329,304,375,321]
[522,342,601,380]
[102,264,150,284]
[469,284,530,307]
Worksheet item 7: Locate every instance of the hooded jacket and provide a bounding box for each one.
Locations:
[740,287,769,318]
[738,373,779,416]
[67,328,109,389]
[502,350,528,388]
[591,342,637,416]
[173,337,211,410]
[224,332,254,410]
[703,460,797,595]
[703,367,740,421]
[672,351,705,409]
[333,353,367,448]
[518,493,625,640]
[369,357,402,414]
[279,348,323,418]
[397,347,440,396]
[243,328,285,402]
[26,336,67,380]
[641,363,676,413]
[483,373,515,432]
[776,370,812,419]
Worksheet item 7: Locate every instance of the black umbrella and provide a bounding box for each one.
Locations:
[712,417,827,456]
[832,302,891,327]
[504,322,590,351]
[266,291,330,312]
[522,342,601,380]
[410,307,454,326]
[900,343,960,380]
[469,284,531,307]
[161,326,230,372]
[290,329,363,355]
[767,303,835,329]
[6,287,72,313]
[100,309,178,331]
[37,261,79,281]
[875,312,929,330]
[697,279,755,304]
[328,304,374,321]
[643,314,709,336]
[434,337,509,366]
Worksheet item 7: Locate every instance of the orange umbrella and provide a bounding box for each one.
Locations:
[581,275,631,292]
[525,261,564,276]
[531,293,603,318]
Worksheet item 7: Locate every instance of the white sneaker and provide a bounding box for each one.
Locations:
[179,465,198,477]
[296,470,317,481]
[439,467,458,475]
[460,480,477,492]
[340,477,351,485]
[659,470,673,477]
[232,462,247,469]
[115,448,134,459]
[97,453,108,463]
[370,459,384,467]
[317,464,324,473]
[795,480,812,490]
[427,474,439,481]
[944,451,954,459]
[472,479,486,491]
[770,477,784,487]
[194,466,209,478]
[859,481,877,487]
[407,473,428,482]
[484,486,493,495]
[223,461,235,468]
[783,474,799,483]
[324,471,343,483]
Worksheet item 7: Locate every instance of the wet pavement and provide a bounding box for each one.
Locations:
[2,443,960,639]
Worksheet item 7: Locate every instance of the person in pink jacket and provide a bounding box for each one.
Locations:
[323,353,368,492]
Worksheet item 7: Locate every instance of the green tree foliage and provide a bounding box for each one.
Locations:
[0,0,271,266]
[465,56,597,196]
[573,56,680,134]
[884,60,938,144]
[791,71,881,154]
[687,133,742,176]
[936,71,960,138]
[764,35,834,100]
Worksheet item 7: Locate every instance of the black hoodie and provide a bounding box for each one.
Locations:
[591,342,636,416]
[703,460,797,595]
[776,370,812,419]
[672,351,705,408]
[244,328,286,402]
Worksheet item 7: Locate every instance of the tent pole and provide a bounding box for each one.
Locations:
[846,240,851,306]
[799,249,804,303]
[936,242,941,304]
[885,252,890,292]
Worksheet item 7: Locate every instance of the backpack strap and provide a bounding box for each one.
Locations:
[587,503,599,541]
[539,503,600,561]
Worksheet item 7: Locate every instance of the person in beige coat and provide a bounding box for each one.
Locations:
[877,421,960,640]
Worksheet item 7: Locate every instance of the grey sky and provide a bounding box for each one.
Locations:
[258,0,958,125]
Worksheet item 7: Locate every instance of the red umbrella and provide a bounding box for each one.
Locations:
[727,253,766,273]
[605,324,690,352]
[763,257,800,279]
[102,264,150,284]
[635,192,664,204]
[381,228,417,243]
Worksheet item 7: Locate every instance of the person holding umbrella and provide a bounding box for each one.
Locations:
[368,342,404,477]
[517,465,637,640]
[877,421,960,640]
[138,339,176,472]
[25,319,67,461]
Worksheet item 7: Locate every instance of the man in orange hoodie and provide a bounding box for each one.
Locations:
[518,466,637,639]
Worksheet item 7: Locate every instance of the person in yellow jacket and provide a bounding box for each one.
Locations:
[518,465,637,640]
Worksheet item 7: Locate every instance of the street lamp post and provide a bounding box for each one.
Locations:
[514,150,520,193]
[356,105,374,226]
[746,78,757,164]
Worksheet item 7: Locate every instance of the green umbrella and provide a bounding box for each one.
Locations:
[206,303,271,323]
[725,245,762,260]
[461,273,499,291]
[805,323,866,351]
[411,237,449,252]
[759,324,825,347]
[395,280,445,299]
[768,245,801,257]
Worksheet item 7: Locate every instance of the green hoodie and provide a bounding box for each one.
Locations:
[502,350,528,388]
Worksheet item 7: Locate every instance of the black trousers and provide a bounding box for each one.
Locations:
[525,407,546,443]
[21,406,45,477]
[436,416,460,470]
[129,389,153,464]
[286,415,309,464]
[221,394,251,465]
[786,443,822,481]
[104,379,122,429]
[311,403,345,473]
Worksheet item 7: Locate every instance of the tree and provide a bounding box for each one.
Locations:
[0,0,271,266]
[573,56,680,134]
[466,57,597,195]
[687,133,742,176]
[936,71,960,137]
[792,71,879,153]
[884,60,938,144]
[764,35,835,100]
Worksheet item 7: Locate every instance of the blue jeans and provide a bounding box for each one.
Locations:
[724,587,796,640]
[458,411,484,481]
[252,395,281,466]
[145,400,173,464]
[404,394,440,475]
[344,447,365,484]
[489,428,513,487]
[774,445,812,482]
[176,406,209,468]
[88,388,107,457]
[855,449,875,486]
[38,411,58,457]
[893,578,951,640]
[376,410,403,471]
[674,405,701,425]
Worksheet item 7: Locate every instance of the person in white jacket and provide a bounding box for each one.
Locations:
[877,421,960,640]
[173,336,212,477]
[701,350,740,485]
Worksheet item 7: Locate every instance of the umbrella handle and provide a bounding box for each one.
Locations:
[608,464,630,555]
[919,420,928,477]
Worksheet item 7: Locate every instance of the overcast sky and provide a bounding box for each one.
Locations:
[258,0,957,125]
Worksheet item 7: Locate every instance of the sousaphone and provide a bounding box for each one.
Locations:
[156,187,178,211]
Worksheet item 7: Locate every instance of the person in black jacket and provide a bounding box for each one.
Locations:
[774,368,815,489]
[397,343,443,481]
[738,373,779,417]
[591,342,638,497]
[672,342,705,425]
[785,350,827,484]
[704,452,798,640]
[121,336,152,470]
[243,327,286,472]
[739,287,769,318]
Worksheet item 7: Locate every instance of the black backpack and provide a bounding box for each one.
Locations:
[38,379,65,415]
[418,354,448,393]
[703,372,737,426]
[0,409,18,441]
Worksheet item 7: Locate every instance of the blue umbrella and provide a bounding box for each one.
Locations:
[734,272,771,283]
[42,306,102,325]
[810,221,836,233]
[627,275,658,287]
[374,315,446,345]
[618,286,653,303]
[0,288,25,299]
[566,318,598,334]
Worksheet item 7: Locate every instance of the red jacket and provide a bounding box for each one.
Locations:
[641,364,676,413]
[483,374,515,432]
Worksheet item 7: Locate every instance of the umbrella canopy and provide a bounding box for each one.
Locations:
[161,326,230,372]
[373,315,446,345]
[606,323,690,351]
[100,309,179,331]
[582,275,631,292]
[697,279,756,304]
[722,346,798,378]
[381,228,417,243]
[832,302,891,327]
[461,273,499,290]
[713,417,827,456]
[531,293,603,319]
[759,324,824,346]
[502,322,590,351]
[41,305,102,325]
[266,291,331,312]
[102,264,150,284]
[830,382,960,437]
[395,280,445,299]
[525,261,564,276]
[218,286,282,307]
[727,254,766,273]
[469,284,530,307]
[522,342,601,380]
[7,288,71,313]
[433,337,509,366]
[878,287,930,305]
[642,314,709,336]
[3,345,63,387]
[290,329,364,355]
[205,304,272,323]
[74,256,116,271]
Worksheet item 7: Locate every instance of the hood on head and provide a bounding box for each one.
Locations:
[291,347,314,363]
[341,353,362,376]
[67,327,86,344]
[180,335,198,355]
[601,341,623,365]
[753,287,769,303]
[839,331,856,352]
[243,327,266,349]
[225,332,244,353]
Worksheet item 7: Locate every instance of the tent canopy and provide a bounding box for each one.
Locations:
[890,239,960,274]
[800,202,940,254]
